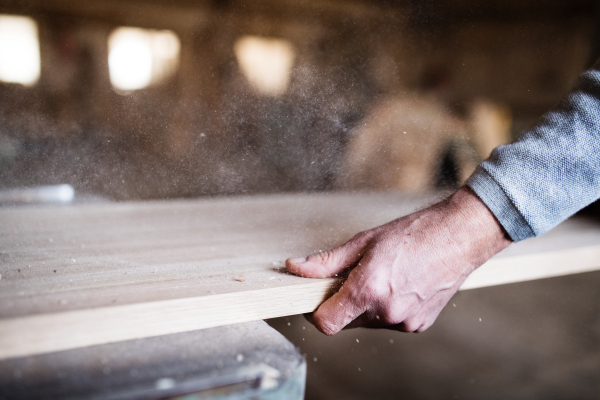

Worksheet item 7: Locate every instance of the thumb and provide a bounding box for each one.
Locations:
[310,268,367,335]
[286,232,371,278]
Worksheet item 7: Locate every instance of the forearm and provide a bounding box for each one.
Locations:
[467,60,600,241]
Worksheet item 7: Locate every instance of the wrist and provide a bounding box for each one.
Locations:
[445,186,512,268]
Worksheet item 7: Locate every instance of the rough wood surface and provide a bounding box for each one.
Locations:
[1,192,599,360]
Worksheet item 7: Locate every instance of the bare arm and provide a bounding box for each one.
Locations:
[286,186,511,335]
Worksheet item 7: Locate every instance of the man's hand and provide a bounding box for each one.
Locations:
[286,187,512,335]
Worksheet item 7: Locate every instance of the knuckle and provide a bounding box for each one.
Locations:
[361,284,384,305]
[378,307,399,325]
[370,278,392,299]
[378,314,395,326]
[401,318,421,333]
[359,273,392,305]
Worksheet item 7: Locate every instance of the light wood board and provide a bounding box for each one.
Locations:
[1,192,600,360]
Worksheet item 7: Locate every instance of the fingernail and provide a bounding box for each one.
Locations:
[289,257,307,264]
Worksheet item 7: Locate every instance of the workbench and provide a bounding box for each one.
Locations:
[1,192,599,399]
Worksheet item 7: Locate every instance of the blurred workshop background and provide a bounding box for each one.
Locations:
[1,1,600,399]
[0,0,596,199]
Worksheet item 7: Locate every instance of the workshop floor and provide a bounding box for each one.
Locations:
[268,270,600,400]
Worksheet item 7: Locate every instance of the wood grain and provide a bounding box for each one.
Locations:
[1,192,599,360]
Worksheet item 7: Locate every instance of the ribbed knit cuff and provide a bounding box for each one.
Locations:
[466,166,535,242]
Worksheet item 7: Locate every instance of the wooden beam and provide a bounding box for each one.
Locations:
[1,193,599,360]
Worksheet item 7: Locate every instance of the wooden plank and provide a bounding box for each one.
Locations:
[1,193,599,360]
[462,245,600,290]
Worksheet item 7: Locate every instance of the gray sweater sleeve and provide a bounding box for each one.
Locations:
[466,61,600,242]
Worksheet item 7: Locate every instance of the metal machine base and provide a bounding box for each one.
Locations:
[0,321,306,400]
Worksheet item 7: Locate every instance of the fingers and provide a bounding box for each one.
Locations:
[337,281,453,333]
[344,300,416,331]
[305,277,450,334]
[396,289,455,333]
[305,265,372,335]
[343,311,381,330]
[311,288,367,335]
[286,232,371,278]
